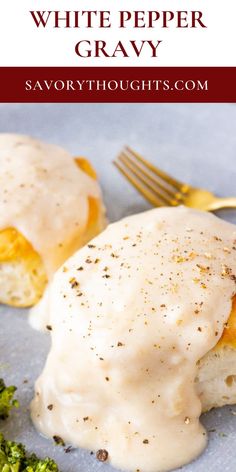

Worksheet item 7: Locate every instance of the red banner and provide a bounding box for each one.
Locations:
[0,67,235,102]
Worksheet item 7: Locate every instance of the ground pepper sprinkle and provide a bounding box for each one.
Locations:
[96,449,109,462]
[53,435,65,446]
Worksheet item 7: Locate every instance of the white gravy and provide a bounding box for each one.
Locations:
[31,207,236,472]
[0,134,101,276]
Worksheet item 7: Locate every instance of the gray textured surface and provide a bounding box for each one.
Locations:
[0,103,236,471]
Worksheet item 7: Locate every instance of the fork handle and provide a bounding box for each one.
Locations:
[207,197,236,211]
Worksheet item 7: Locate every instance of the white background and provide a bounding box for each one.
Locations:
[0,0,235,66]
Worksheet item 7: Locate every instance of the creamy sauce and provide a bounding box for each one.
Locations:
[0,134,102,276]
[31,207,236,472]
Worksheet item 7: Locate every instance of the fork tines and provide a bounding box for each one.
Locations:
[114,146,188,207]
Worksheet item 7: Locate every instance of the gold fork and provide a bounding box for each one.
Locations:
[114,147,236,211]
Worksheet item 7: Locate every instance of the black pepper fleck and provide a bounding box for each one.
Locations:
[64,446,73,453]
[96,449,109,462]
[53,435,65,446]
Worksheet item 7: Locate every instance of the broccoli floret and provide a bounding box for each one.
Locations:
[0,433,25,471]
[25,456,60,472]
[0,379,19,420]
[0,434,60,472]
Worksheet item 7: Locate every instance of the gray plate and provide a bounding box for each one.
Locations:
[0,103,236,472]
